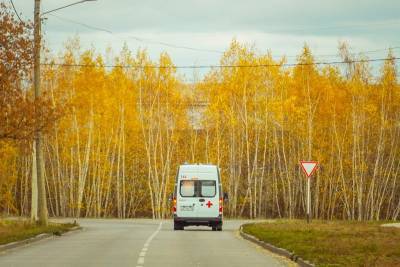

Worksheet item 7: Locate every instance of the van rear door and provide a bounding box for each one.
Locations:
[197,180,219,218]
[176,179,198,218]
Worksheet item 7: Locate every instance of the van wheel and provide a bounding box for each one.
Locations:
[174,222,183,230]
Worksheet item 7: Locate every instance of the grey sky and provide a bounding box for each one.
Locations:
[8,0,400,79]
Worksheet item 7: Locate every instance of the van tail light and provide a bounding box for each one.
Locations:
[219,198,223,214]
[173,198,177,213]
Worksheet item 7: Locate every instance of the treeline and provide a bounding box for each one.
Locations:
[200,42,399,220]
[1,6,399,220]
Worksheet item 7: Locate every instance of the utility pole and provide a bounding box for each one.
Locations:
[31,0,96,225]
[33,0,48,226]
[31,0,96,226]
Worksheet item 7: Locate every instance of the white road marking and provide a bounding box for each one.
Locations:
[137,257,144,265]
[136,222,162,266]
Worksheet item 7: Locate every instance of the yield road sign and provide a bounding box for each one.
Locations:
[300,161,318,177]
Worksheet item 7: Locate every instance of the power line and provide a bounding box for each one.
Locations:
[283,46,400,59]
[9,0,23,23]
[47,13,224,54]
[342,46,400,56]
[41,0,97,16]
[45,14,400,59]
[40,57,399,69]
[47,14,113,34]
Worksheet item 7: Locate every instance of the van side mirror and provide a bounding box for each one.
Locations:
[223,192,229,202]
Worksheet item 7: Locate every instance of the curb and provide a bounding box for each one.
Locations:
[381,223,400,228]
[239,225,315,267]
[0,225,82,253]
[61,226,82,236]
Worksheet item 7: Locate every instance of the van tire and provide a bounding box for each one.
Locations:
[174,222,183,230]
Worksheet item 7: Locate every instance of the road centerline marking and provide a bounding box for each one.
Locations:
[137,257,144,264]
[136,222,162,266]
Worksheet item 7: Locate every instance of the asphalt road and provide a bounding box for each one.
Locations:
[0,219,291,267]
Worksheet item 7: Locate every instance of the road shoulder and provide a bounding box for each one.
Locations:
[233,227,296,267]
[0,225,81,254]
[238,225,313,267]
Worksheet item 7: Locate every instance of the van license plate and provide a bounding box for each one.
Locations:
[181,206,194,211]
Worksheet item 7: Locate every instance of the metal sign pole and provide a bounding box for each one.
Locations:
[300,161,318,224]
[307,177,310,223]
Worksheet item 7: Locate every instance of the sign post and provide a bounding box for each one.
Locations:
[300,161,318,223]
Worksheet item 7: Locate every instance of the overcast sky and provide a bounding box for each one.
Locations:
[8,0,400,80]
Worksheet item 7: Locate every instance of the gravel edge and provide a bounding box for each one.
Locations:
[239,224,315,267]
[0,225,82,252]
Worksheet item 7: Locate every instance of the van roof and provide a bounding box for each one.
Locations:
[179,164,218,173]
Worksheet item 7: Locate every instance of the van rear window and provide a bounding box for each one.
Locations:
[180,180,195,197]
[200,180,216,197]
[179,180,216,197]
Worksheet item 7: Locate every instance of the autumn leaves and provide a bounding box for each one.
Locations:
[1,2,399,220]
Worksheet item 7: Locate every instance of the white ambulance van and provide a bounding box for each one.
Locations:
[172,164,225,231]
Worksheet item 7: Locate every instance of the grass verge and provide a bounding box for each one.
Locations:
[0,219,77,245]
[242,220,400,267]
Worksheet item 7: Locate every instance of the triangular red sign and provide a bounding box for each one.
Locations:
[300,161,318,177]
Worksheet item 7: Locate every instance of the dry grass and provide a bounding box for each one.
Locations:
[243,220,400,267]
[0,219,76,245]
